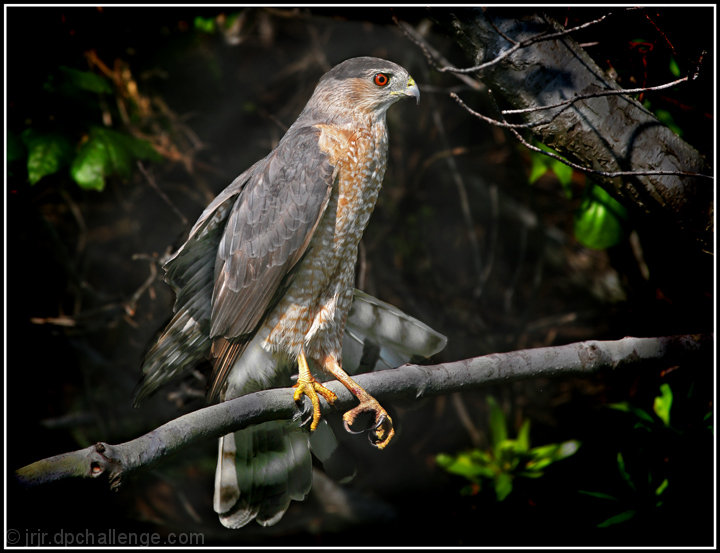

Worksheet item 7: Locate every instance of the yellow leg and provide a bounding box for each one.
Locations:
[321,354,395,450]
[292,348,337,431]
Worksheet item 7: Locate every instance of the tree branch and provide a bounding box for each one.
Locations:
[427,8,713,253]
[15,335,711,490]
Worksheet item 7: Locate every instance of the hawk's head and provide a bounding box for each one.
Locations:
[300,56,419,124]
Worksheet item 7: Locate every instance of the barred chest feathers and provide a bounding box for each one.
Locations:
[261,120,389,360]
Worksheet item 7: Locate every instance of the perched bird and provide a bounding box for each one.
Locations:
[135,57,446,528]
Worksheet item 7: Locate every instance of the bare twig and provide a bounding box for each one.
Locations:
[16,334,711,488]
[430,107,484,297]
[451,93,713,181]
[137,161,189,225]
[393,17,483,91]
[500,77,690,116]
[437,10,621,75]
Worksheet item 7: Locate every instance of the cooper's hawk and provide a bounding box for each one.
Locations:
[135,57,445,528]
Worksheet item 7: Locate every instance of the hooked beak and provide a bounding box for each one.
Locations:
[404,76,420,104]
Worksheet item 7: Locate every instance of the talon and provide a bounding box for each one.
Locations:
[293,379,337,431]
[370,413,386,432]
[342,401,395,449]
[292,349,337,431]
[343,418,366,435]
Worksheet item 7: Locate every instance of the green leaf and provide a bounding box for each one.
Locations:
[435,452,492,481]
[22,130,73,185]
[70,127,160,191]
[58,66,113,94]
[194,16,216,33]
[526,440,580,471]
[578,490,619,501]
[653,383,673,426]
[669,57,681,78]
[487,396,508,450]
[655,478,669,497]
[528,153,550,184]
[597,509,636,528]
[528,143,575,197]
[616,452,636,491]
[608,402,656,424]
[494,472,514,501]
[574,184,628,250]
[550,157,574,188]
[654,108,683,137]
[516,419,531,453]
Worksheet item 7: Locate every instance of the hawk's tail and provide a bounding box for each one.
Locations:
[214,420,313,528]
[212,291,447,528]
[342,289,447,374]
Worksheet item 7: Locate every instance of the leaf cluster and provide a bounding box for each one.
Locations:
[8,64,161,191]
[436,396,580,501]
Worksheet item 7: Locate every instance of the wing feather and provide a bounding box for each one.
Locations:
[208,125,336,399]
[133,164,264,405]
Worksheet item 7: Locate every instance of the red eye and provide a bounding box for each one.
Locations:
[373,73,390,87]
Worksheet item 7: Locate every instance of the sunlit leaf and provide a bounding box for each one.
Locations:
[653,383,673,426]
[527,440,580,471]
[574,184,628,250]
[71,127,160,191]
[22,130,73,185]
[516,419,531,453]
[494,472,513,501]
[528,153,549,184]
[487,396,507,450]
[435,452,492,481]
[528,143,575,197]
[550,157,574,188]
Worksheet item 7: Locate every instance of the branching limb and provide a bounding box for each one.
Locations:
[15,334,711,490]
[424,9,713,252]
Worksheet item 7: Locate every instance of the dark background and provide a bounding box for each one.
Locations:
[6,6,714,547]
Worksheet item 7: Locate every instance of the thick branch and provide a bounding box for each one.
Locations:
[15,334,711,489]
[430,8,713,253]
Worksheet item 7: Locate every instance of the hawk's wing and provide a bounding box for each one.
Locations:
[135,126,335,405]
[208,125,336,400]
[133,160,265,405]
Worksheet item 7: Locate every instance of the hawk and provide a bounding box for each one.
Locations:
[135,57,446,528]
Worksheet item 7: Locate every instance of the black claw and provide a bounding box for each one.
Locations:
[343,419,366,435]
[367,417,392,447]
[370,413,386,431]
[294,396,314,428]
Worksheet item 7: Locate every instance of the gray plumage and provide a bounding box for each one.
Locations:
[134,57,444,529]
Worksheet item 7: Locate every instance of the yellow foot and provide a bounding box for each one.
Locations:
[343,399,395,450]
[293,377,337,431]
[293,349,337,431]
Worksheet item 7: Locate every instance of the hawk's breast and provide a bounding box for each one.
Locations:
[261,120,389,359]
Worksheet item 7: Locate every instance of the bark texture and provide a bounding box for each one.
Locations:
[434,8,712,253]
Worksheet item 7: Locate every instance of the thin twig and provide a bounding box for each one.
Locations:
[500,77,689,116]
[438,11,621,75]
[430,107,484,297]
[451,93,713,181]
[137,161,189,225]
[393,17,483,91]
